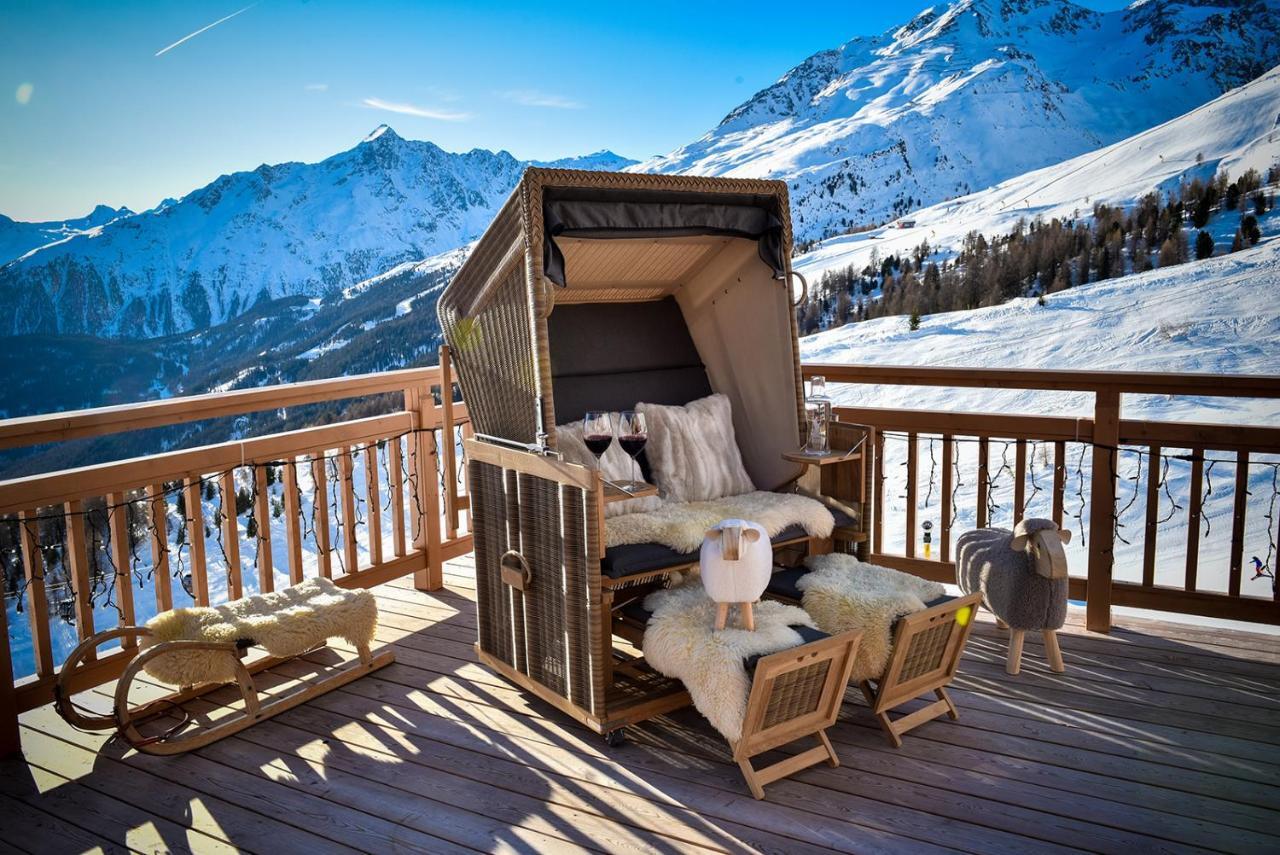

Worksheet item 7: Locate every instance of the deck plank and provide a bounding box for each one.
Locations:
[8,555,1280,855]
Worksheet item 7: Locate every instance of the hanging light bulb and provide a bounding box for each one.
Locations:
[58,595,76,625]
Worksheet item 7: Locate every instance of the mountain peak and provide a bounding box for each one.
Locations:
[362,124,401,144]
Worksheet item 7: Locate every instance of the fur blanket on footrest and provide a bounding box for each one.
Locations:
[798,555,946,683]
[607,491,834,553]
[641,581,816,742]
[143,577,378,686]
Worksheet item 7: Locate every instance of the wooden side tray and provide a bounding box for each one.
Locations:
[782,448,862,466]
[603,481,658,503]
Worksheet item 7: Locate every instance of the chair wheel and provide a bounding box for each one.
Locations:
[604,729,626,747]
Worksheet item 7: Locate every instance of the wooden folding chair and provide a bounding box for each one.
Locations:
[734,629,861,799]
[858,592,981,747]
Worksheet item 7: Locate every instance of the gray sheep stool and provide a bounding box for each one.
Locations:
[957,518,1071,675]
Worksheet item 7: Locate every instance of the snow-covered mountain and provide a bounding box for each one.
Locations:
[635,0,1280,242]
[0,204,133,266]
[795,62,1280,281]
[0,126,634,338]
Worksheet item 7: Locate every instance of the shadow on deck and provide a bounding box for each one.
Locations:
[4,555,1279,854]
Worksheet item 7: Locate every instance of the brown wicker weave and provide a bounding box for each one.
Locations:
[443,169,827,744]
[439,168,804,447]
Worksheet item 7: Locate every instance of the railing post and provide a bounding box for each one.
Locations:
[0,581,20,757]
[1087,390,1121,633]
[406,384,443,590]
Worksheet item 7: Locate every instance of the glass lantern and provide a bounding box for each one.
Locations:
[805,375,832,454]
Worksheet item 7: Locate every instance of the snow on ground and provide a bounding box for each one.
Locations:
[794,66,1280,282]
[802,239,1280,633]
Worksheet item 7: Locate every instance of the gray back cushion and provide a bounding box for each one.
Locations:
[548,298,711,423]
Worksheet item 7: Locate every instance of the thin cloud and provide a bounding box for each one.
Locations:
[501,89,584,110]
[156,4,256,57]
[362,97,471,121]
[305,83,329,92]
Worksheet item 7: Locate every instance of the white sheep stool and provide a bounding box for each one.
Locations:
[700,519,772,630]
[956,518,1072,675]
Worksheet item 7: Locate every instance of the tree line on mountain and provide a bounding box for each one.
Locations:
[799,164,1278,334]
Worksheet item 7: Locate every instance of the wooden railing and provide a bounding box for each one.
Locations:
[0,355,472,756]
[2,356,1277,758]
[804,364,1280,634]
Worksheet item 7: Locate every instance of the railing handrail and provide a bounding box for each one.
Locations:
[0,412,417,516]
[833,404,1280,453]
[0,365,446,451]
[803,363,1280,399]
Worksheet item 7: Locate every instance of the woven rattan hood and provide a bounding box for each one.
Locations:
[438,168,806,491]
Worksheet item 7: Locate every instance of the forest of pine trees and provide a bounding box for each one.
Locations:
[799,164,1278,334]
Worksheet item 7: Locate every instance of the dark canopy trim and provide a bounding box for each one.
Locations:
[542,187,784,287]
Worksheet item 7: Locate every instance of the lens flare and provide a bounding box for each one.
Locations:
[15,83,33,105]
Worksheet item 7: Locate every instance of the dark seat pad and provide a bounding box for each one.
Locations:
[602,505,856,579]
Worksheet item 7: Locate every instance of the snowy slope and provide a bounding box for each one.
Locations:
[794,63,1280,280]
[635,0,1280,243]
[801,235,1280,612]
[0,126,634,339]
[0,204,133,266]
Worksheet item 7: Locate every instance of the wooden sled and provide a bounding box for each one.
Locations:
[54,625,393,755]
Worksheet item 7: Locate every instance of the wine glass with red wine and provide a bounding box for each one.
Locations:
[582,412,614,468]
[616,411,648,492]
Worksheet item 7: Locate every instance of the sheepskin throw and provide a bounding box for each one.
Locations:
[143,577,378,686]
[606,490,834,553]
[798,554,946,682]
[556,419,663,518]
[637,394,755,503]
[642,581,816,741]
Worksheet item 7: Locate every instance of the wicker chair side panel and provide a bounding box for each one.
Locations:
[503,468,527,672]
[446,262,541,445]
[560,483,598,714]
[438,190,524,321]
[471,460,515,667]
[898,620,955,682]
[517,472,568,697]
[760,660,831,730]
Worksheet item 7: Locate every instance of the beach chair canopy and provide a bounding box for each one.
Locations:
[439,169,806,491]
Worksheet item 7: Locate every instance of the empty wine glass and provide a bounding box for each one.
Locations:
[582,411,614,469]
[616,411,647,492]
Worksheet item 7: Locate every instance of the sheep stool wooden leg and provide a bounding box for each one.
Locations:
[1043,630,1065,672]
[715,603,730,631]
[1006,629,1026,675]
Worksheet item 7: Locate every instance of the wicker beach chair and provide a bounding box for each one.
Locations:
[438,168,871,744]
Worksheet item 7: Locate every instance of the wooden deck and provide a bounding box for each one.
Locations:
[4,556,1280,855]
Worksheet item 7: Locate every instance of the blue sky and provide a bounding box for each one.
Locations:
[1,0,1130,221]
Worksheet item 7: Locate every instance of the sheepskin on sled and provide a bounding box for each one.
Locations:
[142,577,378,686]
[641,581,815,742]
[798,554,945,682]
[606,491,834,553]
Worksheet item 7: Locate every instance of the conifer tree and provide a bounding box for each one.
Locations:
[1194,230,1214,260]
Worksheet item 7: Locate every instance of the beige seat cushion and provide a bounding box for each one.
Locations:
[638,393,755,503]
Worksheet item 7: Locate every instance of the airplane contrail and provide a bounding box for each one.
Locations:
[155,4,256,57]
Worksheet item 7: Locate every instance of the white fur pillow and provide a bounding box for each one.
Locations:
[556,419,663,518]
[637,393,755,503]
